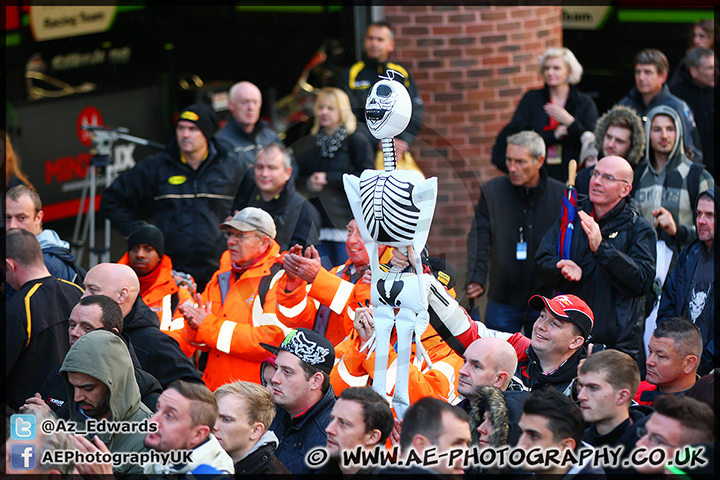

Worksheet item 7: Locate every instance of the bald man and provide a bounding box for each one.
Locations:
[216,81,285,168]
[458,338,519,397]
[535,156,657,358]
[82,263,202,387]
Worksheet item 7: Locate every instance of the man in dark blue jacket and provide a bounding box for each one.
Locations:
[658,188,715,374]
[100,102,246,291]
[262,328,336,476]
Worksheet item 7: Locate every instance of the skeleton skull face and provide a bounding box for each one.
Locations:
[365,76,412,139]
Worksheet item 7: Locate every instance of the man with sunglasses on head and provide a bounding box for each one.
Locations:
[177,207,312,391]
[535,155,657,360]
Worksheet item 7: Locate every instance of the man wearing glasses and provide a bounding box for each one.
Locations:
[535,155,657,360]
[177,207,311,391]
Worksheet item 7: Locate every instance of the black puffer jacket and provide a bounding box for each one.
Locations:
[100,138,247,290]
[534,197,657,357]
[232,431,291,475]
[122,297,203,388]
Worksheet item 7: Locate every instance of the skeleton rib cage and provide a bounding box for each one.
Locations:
[360,174,420,244]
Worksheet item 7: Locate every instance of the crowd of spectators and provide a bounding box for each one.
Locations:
[5,18,716,479]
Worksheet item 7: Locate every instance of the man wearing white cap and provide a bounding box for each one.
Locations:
[178,207,311,391]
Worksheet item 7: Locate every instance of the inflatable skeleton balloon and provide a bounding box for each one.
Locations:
[343,71,438,419]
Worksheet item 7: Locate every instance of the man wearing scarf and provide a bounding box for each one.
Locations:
[177,207,313,391]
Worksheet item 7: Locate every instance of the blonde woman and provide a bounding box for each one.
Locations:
[497,47,598,182]
[296,87,374,269]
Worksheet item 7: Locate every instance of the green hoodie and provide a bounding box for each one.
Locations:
[61,329,152,477]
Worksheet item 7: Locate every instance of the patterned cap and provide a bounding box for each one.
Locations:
[260,328,335,374]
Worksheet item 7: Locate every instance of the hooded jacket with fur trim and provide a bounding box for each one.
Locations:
[576,104,647,196]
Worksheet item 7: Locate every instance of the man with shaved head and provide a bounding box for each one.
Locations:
[82,263,202,388]
[458,338,520,398]
[535,155,657,359]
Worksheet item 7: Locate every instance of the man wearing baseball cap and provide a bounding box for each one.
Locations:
[101,102,248,291]
[425,277,596,395]
[177,207,313,391]
[261,328,337,476]
[520,294,594,393]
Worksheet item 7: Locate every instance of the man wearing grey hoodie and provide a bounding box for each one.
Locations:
[634,105,715,256]
[60,329,152,477]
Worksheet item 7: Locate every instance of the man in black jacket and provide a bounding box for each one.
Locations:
[213,381,290,475]
[100,102,246,291]
[22,294,162,418]
[338,21,424,155]
[669,46,715,176]
[5,228,84,410]
[535,155,657,358]
[81,263,203,388]
[577,349,652,474]
[467,130,565,334]
[232,142,320,250]
[321,386,394,477]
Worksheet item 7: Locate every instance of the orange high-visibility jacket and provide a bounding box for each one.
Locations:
[184,242,312,391]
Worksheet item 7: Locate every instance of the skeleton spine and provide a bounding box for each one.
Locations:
[382,138,397,171]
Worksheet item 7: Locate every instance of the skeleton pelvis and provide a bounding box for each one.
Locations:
[373,269,425,313]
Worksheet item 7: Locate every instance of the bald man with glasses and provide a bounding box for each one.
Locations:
[535,155,657,359]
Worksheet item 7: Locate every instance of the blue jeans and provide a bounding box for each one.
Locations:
[316,241,349,271]
[484,301,539,335]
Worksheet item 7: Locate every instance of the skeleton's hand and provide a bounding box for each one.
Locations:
[414,310,432,368]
